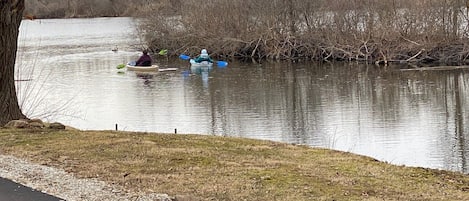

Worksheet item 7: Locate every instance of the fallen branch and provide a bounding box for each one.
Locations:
[400,65,469,71]
[406,49,424,62]
[14,79,33,82]
[251,37,262,58]
[400,35,421,46]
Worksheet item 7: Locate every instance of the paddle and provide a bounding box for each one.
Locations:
[159,49,168,56]
[179,54,191,60]
[216,60,228,67]
[179,54,228,67]
[116,60,137,69]
[116,64,126,69]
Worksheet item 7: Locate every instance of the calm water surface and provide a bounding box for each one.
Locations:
[16,17,469,174]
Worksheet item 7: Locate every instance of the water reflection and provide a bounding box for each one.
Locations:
[443,72,469,173]
[135,72,156,87]
[190,66,213,88]
[16,17,469,174]
[204,63,469,173]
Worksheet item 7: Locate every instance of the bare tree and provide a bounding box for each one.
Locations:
[0,0,26,126]
[452,0,462,37]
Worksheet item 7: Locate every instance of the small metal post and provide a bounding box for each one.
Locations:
[115,124,118,131]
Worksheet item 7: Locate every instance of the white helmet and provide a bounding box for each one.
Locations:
[201,49,209,58]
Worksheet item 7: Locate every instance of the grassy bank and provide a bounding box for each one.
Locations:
[0,129,468,200]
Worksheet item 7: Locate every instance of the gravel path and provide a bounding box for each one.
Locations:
[0,155,173,201]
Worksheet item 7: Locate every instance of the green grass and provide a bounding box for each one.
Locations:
[0,129,468,200]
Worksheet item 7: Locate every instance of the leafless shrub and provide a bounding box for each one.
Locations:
[139,0,469,65]
[24,0,151,18]
[23,0,469,64]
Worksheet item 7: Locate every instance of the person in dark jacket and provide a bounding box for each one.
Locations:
[135,50,152,66]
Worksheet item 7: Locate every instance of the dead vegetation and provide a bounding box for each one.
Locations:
[139,0,469,65]
[23,0,469,65]
[24,0,153,18]
[0,129,468,200]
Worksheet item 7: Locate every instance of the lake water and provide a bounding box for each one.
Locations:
[16,17,469,174]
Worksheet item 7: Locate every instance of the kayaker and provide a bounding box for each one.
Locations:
[194,49,213,63]
[135,50,152,66]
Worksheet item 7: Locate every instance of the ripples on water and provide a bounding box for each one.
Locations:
[15,17,469,174]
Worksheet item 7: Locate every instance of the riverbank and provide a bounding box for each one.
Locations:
[0,128,468,200]
[138,1,469,66]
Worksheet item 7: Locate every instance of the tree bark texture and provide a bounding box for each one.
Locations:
[0,0,26,126]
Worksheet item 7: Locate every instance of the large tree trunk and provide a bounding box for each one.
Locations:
[0,0,26,126]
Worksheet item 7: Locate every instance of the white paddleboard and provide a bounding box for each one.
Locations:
[158,68,178,72]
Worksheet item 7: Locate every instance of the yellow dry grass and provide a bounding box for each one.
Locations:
[0,129,468,200]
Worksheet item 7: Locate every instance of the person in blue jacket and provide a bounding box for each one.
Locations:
[194,49,213,63]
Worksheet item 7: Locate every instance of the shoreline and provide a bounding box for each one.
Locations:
[21,16,469,67]
[0,128,468,200]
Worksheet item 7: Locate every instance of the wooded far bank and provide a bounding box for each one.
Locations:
[24,0,165,18]
[25,0,469,65]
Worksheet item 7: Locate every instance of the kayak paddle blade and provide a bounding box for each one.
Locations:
[179,54,191,60]
[216,61,228,67]
[116,64,126,69]
[159,49,168,55]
